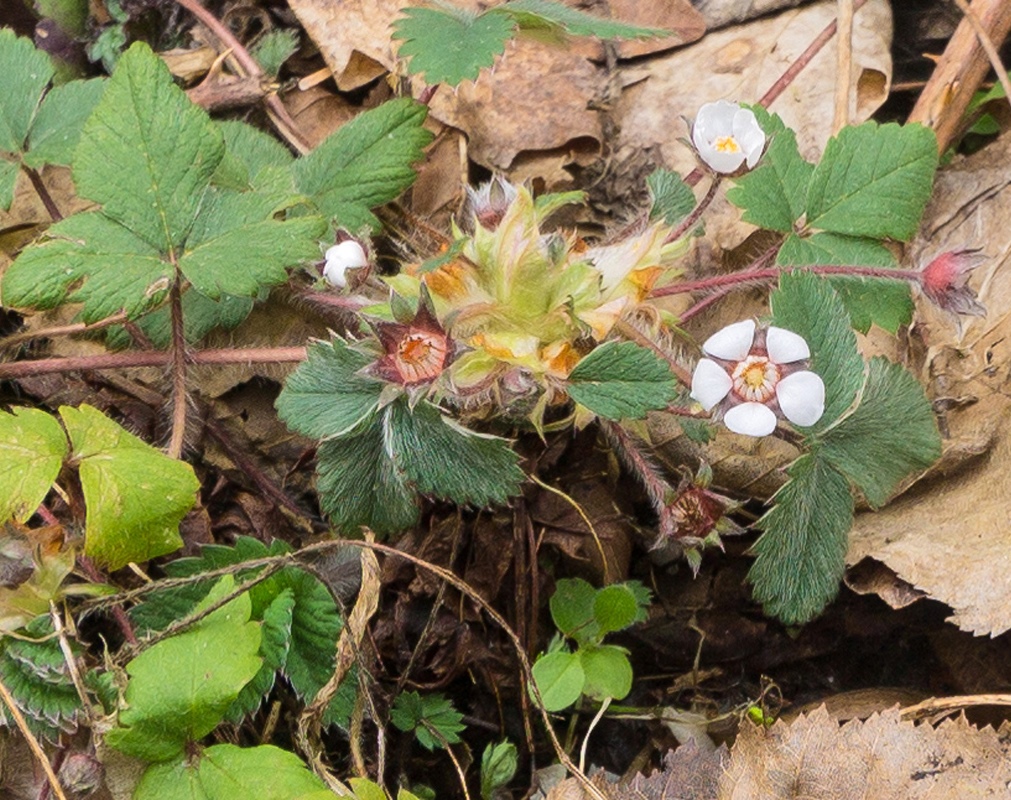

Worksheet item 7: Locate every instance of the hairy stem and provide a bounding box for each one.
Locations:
[23,166,62,221]
[650,263,922,299]
[600,420,672,517]
[665,176,721,244]
[77,556,138,646]
[167,279,188,460]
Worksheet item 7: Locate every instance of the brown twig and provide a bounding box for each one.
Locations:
[0,675,68,800]
[0,346,308,379]
[23,166,63,222]
[950,0,1011,112]
[0,312,130,352]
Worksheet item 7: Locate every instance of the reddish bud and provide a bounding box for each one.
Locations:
[919,249,986,317]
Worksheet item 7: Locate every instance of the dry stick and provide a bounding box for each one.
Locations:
[908,0,1011,152]
[23,166,63,221]
[0,675,68,800]
[0,312,129,351]
[950,0,1011,109]
[900,693,1011,721]
[173,0,311,154]
[0,346,308,379]
[167,278,189,460]
[832,0,855,133]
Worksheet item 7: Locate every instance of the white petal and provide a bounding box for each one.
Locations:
[723,403,777,437]
[690,358,733,411]
[698,144,746,174]
[732,108,766,169]
[702,319,756,361]
[694,100,739,142]
[766,326,810,363]
[776,371,825,427]
[323,241,367,288]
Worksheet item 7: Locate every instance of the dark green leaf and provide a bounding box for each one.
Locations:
[549,578,598,643]
[748,453,854,625]
[566,341,678,420]
[821,357,941,508]
[500,0,667,39]
[251,29,299,77]
[24,78,105,168]
[391,691,466,751]
[647,168,695,226]
[227,589,294,722]
[74,42,225,251]
[727,108,813,232]
[293,97,433,231]
[215,120,294,189]
[0,160,16,211]
[385,399,524,507]
[805,122,937,241]
[0,29,54,154]
[770,272,864,432]
[392,7,515,86]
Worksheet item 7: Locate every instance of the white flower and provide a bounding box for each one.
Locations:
[692,100,766,174]
[690,319,825,437]
[323,240,368,288]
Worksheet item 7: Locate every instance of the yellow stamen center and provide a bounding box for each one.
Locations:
[714,135,741,153]
[731,355,780,403]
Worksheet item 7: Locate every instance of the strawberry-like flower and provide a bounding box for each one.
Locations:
[692,100,766,174]
[690,320,825,437]
[918,249,986,317]
[367,289,454,387]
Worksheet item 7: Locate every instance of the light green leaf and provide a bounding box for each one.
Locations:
[60,404,199,570]
[647,168,695,226]
[106,578,262,762]
[0,160,16,211]
[481,741,518,800]
[805,122,937,241]
[23,78,105,168]
[748,453,854,625]
[532,651,584,711]
[821,357,940,507]
[593,584,639,635]
[316,417,419,536]
[770,272,864,432]
[136,743,329,800]
[178,216,324,299]
[73,42,225,251]
[566,341,678,420]
[0,29,53,153]
[727,108,813,232]
[500,0,667,39]
[2,212,171,322]
[276,338,383,440]
[385,399,525,507]
[251,29,299,77]
[777,232,913,334]
[549,578,598,643]
[392,7,514,86]
[579,644,632,701]
[0,408,67,523]
[293,97,433,231]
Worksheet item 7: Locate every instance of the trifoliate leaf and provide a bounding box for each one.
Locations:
[316,416,419,536]
[60,404,199,570]
[2,212,171,323]
[579,644,632,701]
[770,272,864,432]
[293,97,433,231]
[0,407,67,523]
[0,29,54,154]
[550,578,598,644]
[821,357,941,508]
[391,691,466,751]
[178,216,324,299]
[727,109,813,232]
[566,341,678,420]
[648,168,695,225]
[532,651,584,711]
[392,7,515,86]
[74,42,225,252]
[136,744,330,800]
[385,399,524,507]
[748,452,854,625]
[106,578,262,762]
[251,29,299,77]
[23,78,105,168]
[499,0,667,39]
[593,584,639,635]
[777,232,913,334]
[276,338,383,440]
[805,122,938,241]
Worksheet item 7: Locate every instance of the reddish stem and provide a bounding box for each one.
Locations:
[24,166,62,221]
[77,556,138,646]
[0,346,308,379]
[650,264,921,299]
[167,279,188,460]
[665,176,721,244]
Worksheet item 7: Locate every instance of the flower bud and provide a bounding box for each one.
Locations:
[919,249,986,317]
[323,239,368,288]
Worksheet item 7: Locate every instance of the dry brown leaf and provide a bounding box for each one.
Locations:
[718,707,1011,799]
[846,131,1011,637]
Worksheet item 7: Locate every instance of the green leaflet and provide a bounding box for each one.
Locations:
[23,78,106,168]
[821,357,941,508]
[566,341,678,420]
[0,407,67,523]
[648,168,696,226]
[61,404,199,570]
[391,691,466,751]
[748,452,854,625]
[579,644,633,701]
[531,650,584,712]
